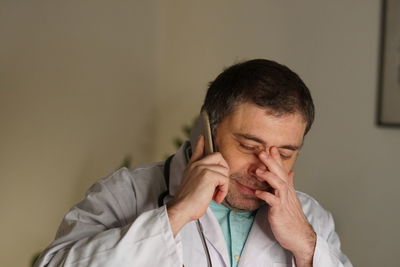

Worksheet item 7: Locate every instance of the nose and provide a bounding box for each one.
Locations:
[248,155,268,182]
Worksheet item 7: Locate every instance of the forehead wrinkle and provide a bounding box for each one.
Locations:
[233,133,266,145]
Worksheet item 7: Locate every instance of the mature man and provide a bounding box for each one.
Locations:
[36,59,352,266]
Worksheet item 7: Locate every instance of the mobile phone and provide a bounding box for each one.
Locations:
[190,110,215,156]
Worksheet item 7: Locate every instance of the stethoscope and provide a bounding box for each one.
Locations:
[158,154,213,267]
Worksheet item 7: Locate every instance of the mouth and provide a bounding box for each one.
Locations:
[234,180,273,194]
[235,181,257,195]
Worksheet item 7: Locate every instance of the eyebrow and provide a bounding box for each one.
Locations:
[233,133,302,151]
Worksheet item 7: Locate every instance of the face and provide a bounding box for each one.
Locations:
[214,102,307,211]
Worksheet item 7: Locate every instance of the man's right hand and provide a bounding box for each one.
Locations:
[167,135,230,236]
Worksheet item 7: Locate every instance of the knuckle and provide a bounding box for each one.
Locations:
[275,178,286,187]
[213,152,225,161]
[189,161,201,171]
[199,168,209,177]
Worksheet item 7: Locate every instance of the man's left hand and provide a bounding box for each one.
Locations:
[254,146,316,267]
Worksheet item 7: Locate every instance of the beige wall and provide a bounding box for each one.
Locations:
[1,1,398,267]
[0,1,159,266]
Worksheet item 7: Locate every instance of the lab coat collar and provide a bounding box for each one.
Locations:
[199,208,230,266]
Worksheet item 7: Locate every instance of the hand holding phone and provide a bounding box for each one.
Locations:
[167,111,228,235]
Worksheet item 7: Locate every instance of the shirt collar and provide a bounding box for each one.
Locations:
[209,201,257,219]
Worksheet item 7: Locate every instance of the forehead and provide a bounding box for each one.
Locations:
[221,102,306,146]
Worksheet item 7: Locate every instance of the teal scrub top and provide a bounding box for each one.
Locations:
[209,201,256,267]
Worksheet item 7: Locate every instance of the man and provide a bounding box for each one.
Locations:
[35,59,352,266]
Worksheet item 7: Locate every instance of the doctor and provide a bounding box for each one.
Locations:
[35,59,352,267]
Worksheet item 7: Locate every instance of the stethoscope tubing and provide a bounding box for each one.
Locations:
[196,219,213,267]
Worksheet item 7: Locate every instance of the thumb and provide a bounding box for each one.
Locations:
[190,135,204,163]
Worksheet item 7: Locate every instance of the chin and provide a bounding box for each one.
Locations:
[224,193,263,211]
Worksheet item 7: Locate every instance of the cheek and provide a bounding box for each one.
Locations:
[282,162,292,173]
[225,154,246,174]
[220,148,252,174]
[282,156,298,172]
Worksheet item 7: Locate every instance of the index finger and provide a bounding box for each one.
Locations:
[258,150,288,182]
[270,146,283,167]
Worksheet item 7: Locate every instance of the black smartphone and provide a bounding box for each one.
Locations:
[190,110,215,156]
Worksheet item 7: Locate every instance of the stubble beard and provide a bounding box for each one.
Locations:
[222,172,269,211]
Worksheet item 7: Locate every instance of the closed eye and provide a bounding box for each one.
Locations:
[239,143,256,151]
[280,154,292,160]
[279,150,294,160]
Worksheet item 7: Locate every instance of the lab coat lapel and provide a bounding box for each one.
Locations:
[199,208,230,267]
[238,205,277,266]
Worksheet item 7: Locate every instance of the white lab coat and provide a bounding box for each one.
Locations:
[35,143,352,267]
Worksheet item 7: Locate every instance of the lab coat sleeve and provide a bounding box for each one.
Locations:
[294,192,353,267]
[311,211,353,267]
[34,168,183,267]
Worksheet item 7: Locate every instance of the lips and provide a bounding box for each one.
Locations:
[235,181,257,194]
[235,179,272,193]
[230,173,271,193]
